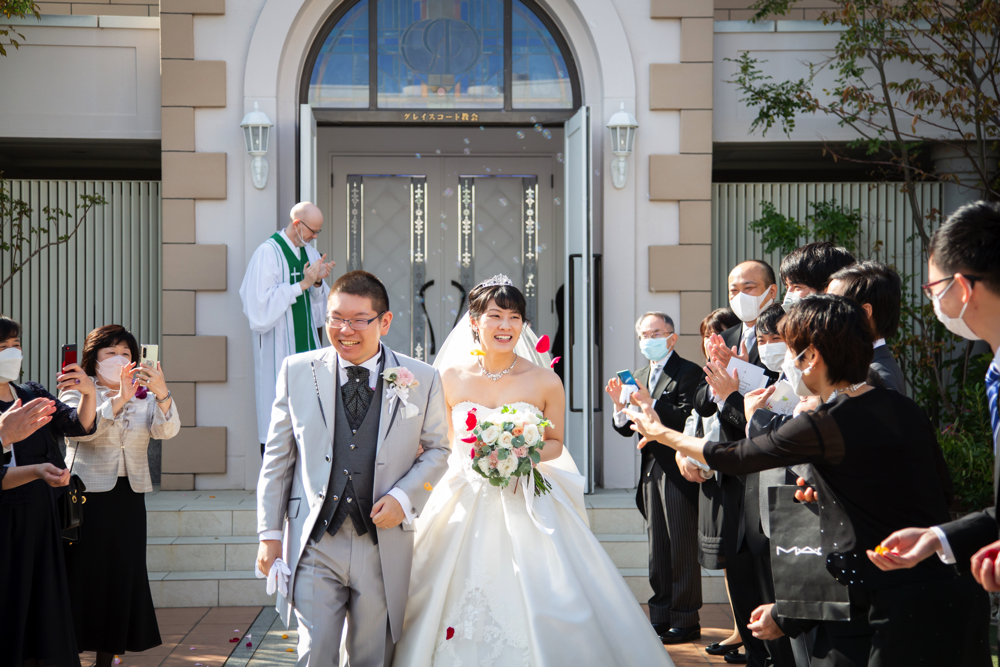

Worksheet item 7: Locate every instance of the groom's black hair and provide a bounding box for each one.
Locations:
[330,270,390,314]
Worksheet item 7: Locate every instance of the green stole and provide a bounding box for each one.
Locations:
[272,232,317,354]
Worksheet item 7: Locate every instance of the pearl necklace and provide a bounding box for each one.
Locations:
[826,382,867,402]
[478,356,517,382]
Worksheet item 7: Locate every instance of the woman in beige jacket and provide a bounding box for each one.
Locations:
[60,325,180,667]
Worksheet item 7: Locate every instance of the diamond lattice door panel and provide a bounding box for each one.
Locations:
[473,177,524,288]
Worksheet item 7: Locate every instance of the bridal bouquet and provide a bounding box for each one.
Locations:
[463,405,553,496]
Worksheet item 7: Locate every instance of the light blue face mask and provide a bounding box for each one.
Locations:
[640,336,672,362]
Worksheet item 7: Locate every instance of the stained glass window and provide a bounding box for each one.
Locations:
[308,0,370,108]
[377,0,504,109]
[511,0,571,108]
[306,0,575,110]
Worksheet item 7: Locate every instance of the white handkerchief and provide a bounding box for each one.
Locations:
[255,557,291,596]
[619,383,638,406]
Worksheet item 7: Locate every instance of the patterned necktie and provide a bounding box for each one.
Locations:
[986,362,999,454]
[342,365,374,430]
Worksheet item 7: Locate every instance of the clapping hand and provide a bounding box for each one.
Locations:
[744,386,775,423]
[707,333,749,366]
[704,360,740,403]
[0,397,56,444]
[302,254,335,289]
[627,388,665,449]
[605,377,625,412]
[866,527,942,572]
[970,540,1000,591]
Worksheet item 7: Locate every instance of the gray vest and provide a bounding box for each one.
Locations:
[311,361,383,544]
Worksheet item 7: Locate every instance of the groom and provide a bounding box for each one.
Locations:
[256,270,451,667]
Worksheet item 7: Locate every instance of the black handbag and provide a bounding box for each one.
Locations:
[768,484,851,622]
[58,439,86,542]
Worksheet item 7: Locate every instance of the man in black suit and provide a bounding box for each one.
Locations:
[692,260,797,667]
[871,202,1000,587]
[827,261,906,393]
[606,312,703,644]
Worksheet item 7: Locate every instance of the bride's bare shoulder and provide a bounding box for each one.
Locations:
[439,359,478,383]
[519,356,562,389]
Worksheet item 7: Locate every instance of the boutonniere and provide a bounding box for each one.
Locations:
[383,366,420,419]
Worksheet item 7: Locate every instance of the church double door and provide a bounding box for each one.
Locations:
[325,156,562,364]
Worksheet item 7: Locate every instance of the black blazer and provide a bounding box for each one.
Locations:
[613,351,702,517]
[871,345,906,393]
[939,422,1000,568]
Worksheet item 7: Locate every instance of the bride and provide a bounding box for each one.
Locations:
[391,276,674,667]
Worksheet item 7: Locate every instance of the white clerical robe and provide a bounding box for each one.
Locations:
[240,230,330,443]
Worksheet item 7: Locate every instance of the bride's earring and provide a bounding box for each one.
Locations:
[472,327,480,343]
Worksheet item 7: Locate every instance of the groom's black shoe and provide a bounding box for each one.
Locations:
[659,625,701,644]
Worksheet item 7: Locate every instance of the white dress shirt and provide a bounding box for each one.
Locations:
[874,338,886,349]
[612,350,673,428]
[259,349,414,543]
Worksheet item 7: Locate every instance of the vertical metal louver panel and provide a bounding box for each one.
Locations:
[0,181,162,385]
[711,182,942,309]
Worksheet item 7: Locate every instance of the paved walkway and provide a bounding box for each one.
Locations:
[85,604,739,666]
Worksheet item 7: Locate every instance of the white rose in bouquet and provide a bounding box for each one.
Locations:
[496,455,518,477]
[525,412,541,425]
[477,457,492,475]
[511,412,527,429]
[497,431,515,449]
[522,423,540,446]
[480,424,501,445]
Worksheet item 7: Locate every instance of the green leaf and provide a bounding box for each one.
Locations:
[530,451,541,465]
[497,449,508,461]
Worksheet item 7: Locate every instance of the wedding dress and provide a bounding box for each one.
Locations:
[392,399,676,666]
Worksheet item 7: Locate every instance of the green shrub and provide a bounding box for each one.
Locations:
[938,378,995,513]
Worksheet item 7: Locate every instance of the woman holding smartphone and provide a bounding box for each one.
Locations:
[61,325,180,667]
[0,315,98,667]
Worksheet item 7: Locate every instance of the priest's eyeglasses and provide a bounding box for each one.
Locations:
[326,312,386,330]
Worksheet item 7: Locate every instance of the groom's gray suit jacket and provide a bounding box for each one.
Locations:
[256,344,451,638]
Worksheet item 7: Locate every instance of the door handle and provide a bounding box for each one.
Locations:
[418,280,436,355]
[451,280,467,329]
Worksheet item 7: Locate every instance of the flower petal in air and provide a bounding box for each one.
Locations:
[446,627,455,640]
[461,435,478,444]
[549,356,562,369]
[470,448,476,459]
[535,335,551,353]
[465,409,478,431]
[470,349,486,356]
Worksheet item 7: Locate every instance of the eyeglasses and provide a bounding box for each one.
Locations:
[921,275,981,300]
[297,219,321,236]
[638,332,675,340]
[326,312,385,330]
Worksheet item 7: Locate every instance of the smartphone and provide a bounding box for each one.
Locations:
[616,369,639,387]
[60,344,77,372]
[140,344,158,370]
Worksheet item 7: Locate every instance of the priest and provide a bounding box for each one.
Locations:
[240,202,335,454]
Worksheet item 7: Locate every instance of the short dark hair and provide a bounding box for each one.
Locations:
[780,241,857,291]
[829,261,902,339]
[929,201,1000,295]
[756,304,786,337]
[330,270,390,314]
[745,259,776,287]
[81,325,140,377]
[778,294,873,385]
[468,282,527,320]
[0,316,21,343]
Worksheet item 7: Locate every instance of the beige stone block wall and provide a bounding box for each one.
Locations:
[713,0,837,20]
[159,0,229,490]
[37,1,159,16]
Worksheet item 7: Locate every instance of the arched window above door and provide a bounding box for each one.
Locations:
[305,0,578,112]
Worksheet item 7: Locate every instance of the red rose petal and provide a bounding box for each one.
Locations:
[460,435,477,443]
[446,627,455,640]
[549,356,562,369]
[470,448,476,459]
[229,638,239,643]
[535,335,550,354]
[465,408,478,431]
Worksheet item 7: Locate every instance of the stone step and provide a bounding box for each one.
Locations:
[595,533,648,569]
[147,535,259,572]
[148,570,276,608]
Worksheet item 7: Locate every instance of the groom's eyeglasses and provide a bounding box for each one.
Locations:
[326,312,386,330]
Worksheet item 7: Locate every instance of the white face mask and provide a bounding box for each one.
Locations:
[931,279,981,341]
[0,347,22,383]
[97,355,130,384]
[730,289,774,323]
[782,292,803,309]
[781,348,816,398]
[759,342,788,373]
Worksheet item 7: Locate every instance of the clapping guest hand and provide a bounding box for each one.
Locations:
[301,254,335,291]
[970,540,1000,591]
[626,388,667,449]
[704,360,740,402]
[675,450,709,484]
[744,386,775,423]
[605,377,625,412]
[707,333,749,366]
[866,527,942,571]
[748,604,784,640]
[0,397,56,445]
[793,395,821,416]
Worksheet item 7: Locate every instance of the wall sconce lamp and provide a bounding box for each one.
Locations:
[240,102,273,190]
[607,103,638,189]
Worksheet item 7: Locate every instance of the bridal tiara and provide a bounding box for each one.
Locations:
[478,274,514,288]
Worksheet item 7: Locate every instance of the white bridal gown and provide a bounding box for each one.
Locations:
[391,401,675,667]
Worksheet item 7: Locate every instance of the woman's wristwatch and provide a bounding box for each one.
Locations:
[156,391,172,404]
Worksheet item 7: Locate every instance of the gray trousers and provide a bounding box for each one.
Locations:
[293,523,394,667]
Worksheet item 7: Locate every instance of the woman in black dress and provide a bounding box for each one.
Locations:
[61,326,181,667]
[628,295,990,666]
[0,315,98,667]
